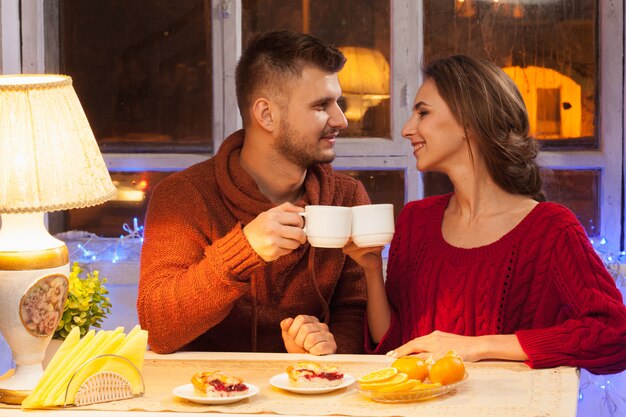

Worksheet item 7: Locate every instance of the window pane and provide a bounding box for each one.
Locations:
[424,0,596,148]
[65,171,174,237]
[61,1,212,153]
[340,170,404,221]
[242,0,391,138]
[423,172,454,197]
[423,169,600,237]
[544,169,600,237]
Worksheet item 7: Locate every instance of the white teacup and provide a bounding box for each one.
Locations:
[300,205,352,248]
[351,204,395,247]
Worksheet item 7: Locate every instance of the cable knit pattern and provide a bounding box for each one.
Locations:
[366,194,626,375]
[138,130,369,354]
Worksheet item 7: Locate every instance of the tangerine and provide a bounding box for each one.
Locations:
[391,356,429,381]
[428,352,465,385]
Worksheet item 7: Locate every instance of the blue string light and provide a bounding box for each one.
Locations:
[56,219,144,264]
[579,237,626,417]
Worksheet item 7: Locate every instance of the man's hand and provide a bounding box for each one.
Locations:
[280,315,337,355]
[243,202,306,262]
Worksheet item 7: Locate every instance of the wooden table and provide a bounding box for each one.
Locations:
[0,351,579,417]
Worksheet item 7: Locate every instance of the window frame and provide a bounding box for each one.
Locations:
[6,0,623,252]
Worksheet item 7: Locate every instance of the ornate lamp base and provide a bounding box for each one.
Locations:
[0,388,30,405]
[0,213,70,404]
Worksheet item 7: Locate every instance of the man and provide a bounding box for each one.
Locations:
[137,30,369,355]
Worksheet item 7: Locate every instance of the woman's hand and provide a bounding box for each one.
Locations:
[342,239,383,272]
[387,331,528,363]
[343,239,391,342]
[386,331,483,362]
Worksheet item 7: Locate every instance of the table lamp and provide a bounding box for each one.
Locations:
[0,74,116,404]
[337,46,390,129]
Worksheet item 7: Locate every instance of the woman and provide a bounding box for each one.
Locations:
[345,55,626,374]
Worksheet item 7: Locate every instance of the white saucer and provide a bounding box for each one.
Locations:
[269,373,355,394]
[173,383,259,404]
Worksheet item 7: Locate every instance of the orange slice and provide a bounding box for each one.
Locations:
[359,372,408,391]
[357,367,398,384]
[377,378,422,393]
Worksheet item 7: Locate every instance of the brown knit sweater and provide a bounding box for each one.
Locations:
[138,130,369,354]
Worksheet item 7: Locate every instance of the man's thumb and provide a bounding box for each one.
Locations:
[280,317,293,330]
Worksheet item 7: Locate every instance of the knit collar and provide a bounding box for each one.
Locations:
[214,129,337,224]
[427,193,543,264]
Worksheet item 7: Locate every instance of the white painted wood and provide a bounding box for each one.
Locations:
[211,0,226,149]
[597,0,623,253]
[578,0,622,253]
[333,155,408,168]
[20,0,45,73]
[212,0,242,152]
[10,0,58,75]
[43,0,59,74]
[103,154,209,172]
[400,0,424,203]
[0,0,21,74]
[539,151,616,168]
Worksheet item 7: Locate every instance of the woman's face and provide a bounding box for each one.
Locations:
[401,78,469,173]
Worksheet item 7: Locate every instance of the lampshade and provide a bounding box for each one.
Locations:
[0,74,117,213]
[338,46,389,96]
[337,47,390,124]
[0,74,115,404]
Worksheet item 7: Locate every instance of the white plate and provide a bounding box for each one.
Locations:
[173,383,259,404]
[269,372,355,394]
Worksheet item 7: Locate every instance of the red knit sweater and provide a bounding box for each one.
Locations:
[367,194,626,374]
[138,130,369,354]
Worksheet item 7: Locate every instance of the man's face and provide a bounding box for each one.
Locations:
[273,66,348,168]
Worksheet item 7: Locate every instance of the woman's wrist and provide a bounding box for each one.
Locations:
[363,264,384,281]
[478,334,528,362]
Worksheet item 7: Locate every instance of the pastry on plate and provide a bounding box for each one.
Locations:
[286,361,344,388]
[191,371,249,397]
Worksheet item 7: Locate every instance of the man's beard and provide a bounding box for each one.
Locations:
[275,118,336,167]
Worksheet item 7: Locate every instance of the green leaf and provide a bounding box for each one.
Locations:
[53,262,112,340]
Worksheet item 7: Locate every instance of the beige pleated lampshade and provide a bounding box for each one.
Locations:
[0,74,116,213]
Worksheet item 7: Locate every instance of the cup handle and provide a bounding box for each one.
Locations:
[298,212,306,233]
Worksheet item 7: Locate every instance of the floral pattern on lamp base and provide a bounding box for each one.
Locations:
[19,274,68,337]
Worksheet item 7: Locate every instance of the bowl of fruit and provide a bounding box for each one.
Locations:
[357,351,467,403]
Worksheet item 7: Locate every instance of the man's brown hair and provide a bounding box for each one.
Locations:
[235,30,346,126]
